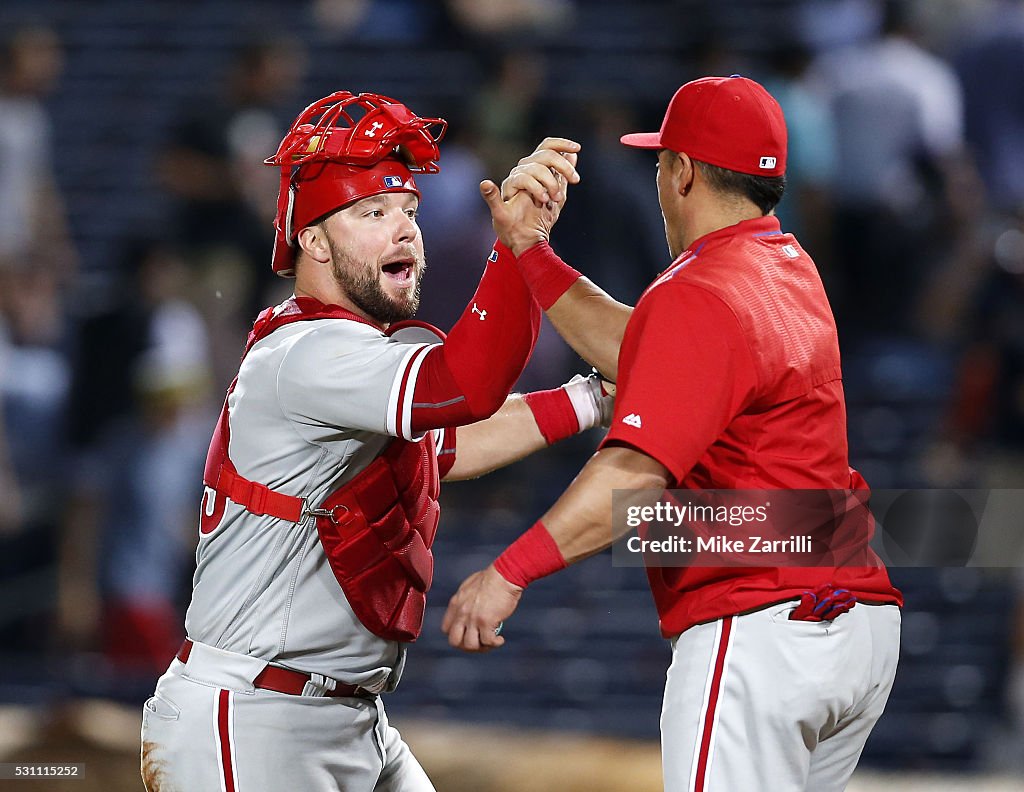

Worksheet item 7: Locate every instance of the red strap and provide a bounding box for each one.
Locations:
[252,664,311,695]
[245,296,381,356]
[251,665,368,698]
[176,640,371,699]
[215,467,305,523]
[200,296,371,525]
[176,639,193,664]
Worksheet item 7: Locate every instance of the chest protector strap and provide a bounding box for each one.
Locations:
[201,297,442,642]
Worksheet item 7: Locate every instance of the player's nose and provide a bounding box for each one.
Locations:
[393,211,418,244]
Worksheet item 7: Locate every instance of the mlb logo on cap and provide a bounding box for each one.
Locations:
[383,175,404,188]
[759,156,777,169]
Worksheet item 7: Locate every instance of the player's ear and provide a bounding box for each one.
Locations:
[296,225,332,264]
[675,152,695,198]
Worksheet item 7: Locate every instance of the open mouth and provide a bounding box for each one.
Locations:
[382,259,415,286]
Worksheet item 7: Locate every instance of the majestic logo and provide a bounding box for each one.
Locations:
[383,175,404,188]
[759,156,777,169]
[472,303,487,321]
[488,249,499,263]
[365,121,385,137]
[622,413,643,428]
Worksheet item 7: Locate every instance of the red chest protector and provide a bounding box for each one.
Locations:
[201,296,441,642]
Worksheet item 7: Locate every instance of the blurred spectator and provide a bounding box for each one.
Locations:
[797,0,882,50]
[760,41,837,270]
[414,105,495,332]
[954,0,1024,216]
[938,1,1024,492]
[941,216,1024,485]
[0,24,76,277]
[809,0,969,342]
[567,99,665,306]
[470,49,547,179]
[0,23,75,658]
[60,238,213,678]
[0,399,20,535]
[946,241,1024,765]
[158,36,306,384]
[446,0,574,39]
[0,260,71,656]
[310,0,444,43]
[691,34,755,82]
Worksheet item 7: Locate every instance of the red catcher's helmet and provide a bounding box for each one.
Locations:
[265,91,447,277]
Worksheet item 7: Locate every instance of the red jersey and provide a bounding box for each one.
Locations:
[601,215,902,637]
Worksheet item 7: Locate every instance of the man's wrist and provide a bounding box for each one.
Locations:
[493,520,567,588]
[513,242,583,309]
[510,237,547,258]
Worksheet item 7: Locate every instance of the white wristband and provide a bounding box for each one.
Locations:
[562,373,615,431]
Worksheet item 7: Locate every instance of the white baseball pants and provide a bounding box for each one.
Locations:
[662,602,900,792]
[141,643,434,792]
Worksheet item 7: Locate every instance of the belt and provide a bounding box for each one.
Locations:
[175,639,376,701]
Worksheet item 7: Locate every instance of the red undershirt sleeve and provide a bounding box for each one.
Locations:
[600,282,758,484]
[400,241,541,434]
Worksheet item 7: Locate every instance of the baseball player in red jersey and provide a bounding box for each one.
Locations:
[444,76,903,791]
[139,91,612,791]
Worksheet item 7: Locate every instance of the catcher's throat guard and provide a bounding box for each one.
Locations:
[266,91,447,277]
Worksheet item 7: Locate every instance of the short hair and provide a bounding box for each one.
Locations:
[693,159,786,215]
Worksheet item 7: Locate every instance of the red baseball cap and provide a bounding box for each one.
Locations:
[620,75,787,177]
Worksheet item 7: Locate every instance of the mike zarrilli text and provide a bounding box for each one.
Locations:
[627,535,814,554]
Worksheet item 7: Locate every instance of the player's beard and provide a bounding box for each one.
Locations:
[327,239,426,324]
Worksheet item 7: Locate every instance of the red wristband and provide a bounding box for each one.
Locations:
[522,388,579,445]
[515,242,582,310]
[494,520,567,588]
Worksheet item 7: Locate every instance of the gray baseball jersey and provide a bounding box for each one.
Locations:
[186,313,444,691]
[142,309,447,792]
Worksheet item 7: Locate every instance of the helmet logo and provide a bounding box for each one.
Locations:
[383,175,404,188]
[365,121,385,138]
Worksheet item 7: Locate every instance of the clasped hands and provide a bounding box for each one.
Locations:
[479,137,581,256]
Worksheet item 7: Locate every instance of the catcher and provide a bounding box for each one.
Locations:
[140,91,608,792]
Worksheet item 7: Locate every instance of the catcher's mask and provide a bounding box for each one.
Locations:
[265,91,447,277]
